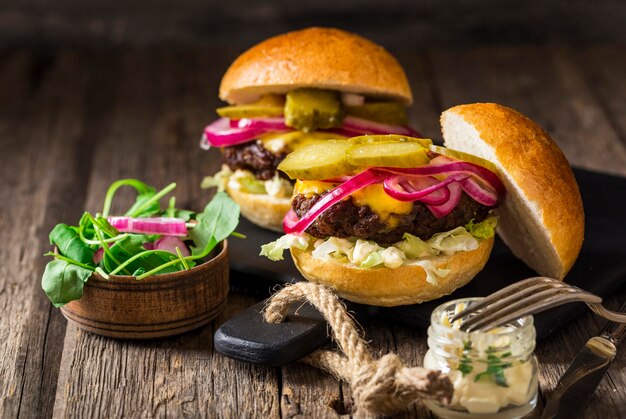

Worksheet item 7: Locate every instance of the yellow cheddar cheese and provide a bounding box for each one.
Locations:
[295,180,413,224]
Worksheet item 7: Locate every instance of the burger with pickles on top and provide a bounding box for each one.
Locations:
[201,27,419,232]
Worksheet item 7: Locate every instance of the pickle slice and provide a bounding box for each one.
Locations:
[216,105,284,119]
[430,145,498,173]
[260,131,347,153]
[345,102,408,125]
[347,142,429,168]
[285,88,345,132]
[277,141,355,180]
[216,94,285,119]
[348,134,433,148]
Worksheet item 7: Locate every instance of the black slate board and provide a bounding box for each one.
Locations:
[224,168,626,352]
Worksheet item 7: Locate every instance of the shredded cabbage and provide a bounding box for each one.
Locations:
[260,234,309,261]
[260,216,498,284]
[201,166,294,198]
[201,165,232,192]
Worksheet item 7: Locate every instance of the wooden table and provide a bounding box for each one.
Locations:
[1,45,625,418]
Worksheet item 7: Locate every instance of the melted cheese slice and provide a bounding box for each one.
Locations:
[295,180,413,223]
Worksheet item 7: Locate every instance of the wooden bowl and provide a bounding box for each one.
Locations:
[60,241,229,339]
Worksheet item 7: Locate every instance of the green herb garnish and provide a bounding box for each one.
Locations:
[474,346,512,387]
[458,340,474,377]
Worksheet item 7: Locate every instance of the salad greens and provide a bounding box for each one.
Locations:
[42,179,240,307]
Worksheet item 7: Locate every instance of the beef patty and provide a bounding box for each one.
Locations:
[221,141,287,181]
[292,192,490,245]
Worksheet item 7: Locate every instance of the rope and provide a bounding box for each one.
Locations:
[264,282,453,416]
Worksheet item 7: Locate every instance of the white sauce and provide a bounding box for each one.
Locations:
[423,350,534,415]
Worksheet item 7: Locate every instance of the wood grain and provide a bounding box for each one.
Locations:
[0,45,624,418]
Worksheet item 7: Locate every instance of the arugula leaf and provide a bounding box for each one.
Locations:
[49,223,95,265]
[188,192,240,258]
[41,260,92,307]
[102,234,181,274]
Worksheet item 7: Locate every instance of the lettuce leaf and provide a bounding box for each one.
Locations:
[465,217,498,240]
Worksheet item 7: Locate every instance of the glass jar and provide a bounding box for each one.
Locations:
[423,298,538,419]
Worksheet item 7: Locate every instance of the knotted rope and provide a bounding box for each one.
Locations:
[264,282,453,416]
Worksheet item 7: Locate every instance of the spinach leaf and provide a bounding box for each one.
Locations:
[41,260,92,307]
[78,212,97,242]
[174,209,195,222]
[49,223,95,265]
[189,192,240,258]
[102,234,181,274]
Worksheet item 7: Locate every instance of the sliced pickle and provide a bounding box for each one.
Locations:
[260,131,347,153]
[430,145,499,173]
[284,88,345,132]
[345,102,408,125]
[347,142,429,168]
[277,140,355,180]
[348,134,433,148]
[216,105,284,119]
[216,94,285,119]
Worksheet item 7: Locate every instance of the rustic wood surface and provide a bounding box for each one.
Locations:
[1,45,625,418]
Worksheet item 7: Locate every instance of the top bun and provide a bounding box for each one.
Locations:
[441,103,584,280]
[219,27,413,105]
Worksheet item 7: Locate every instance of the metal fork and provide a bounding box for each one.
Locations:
[450,277,626,332]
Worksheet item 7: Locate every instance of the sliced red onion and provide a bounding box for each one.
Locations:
[202,115,422,149]
[152,236,190,257]
[232,117,291,132]
[283,169,388,234]
[426,181,463,218]
[383,174,470,205]
[93,247,104,264]
[379,161,505,201]
[462,177,499,206]
[202,117,265,148]
[108,217,188,236]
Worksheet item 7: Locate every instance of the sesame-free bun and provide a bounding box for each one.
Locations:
[226,179,290,233]
[220,27,413,106]
[290,237,494,306]
[441,103,584,279]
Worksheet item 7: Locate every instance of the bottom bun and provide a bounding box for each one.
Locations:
[290,236,494,306]
[226,181,291,233]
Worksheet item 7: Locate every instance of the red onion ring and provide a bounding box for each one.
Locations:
[426,181,464,218]
[201,118,265,148]
[383,173,470,204]
[107,217,188,237]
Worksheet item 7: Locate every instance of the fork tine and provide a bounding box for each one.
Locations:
[460,285,588,330]
[467,292,603,331]
[458,284,572,330]
[451,277,558,323]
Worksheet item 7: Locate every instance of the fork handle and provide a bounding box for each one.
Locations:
[599,300,626,345]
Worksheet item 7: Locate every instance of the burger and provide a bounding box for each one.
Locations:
[200,27,420,232]
[261,103,584,306]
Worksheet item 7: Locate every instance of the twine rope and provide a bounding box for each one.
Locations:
[264,282,453,416]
